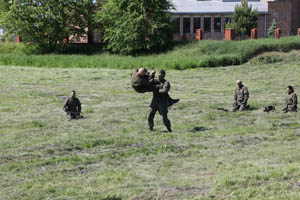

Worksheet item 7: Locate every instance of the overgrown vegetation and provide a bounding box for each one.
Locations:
[2,54,300,199]
[0,36,300,69]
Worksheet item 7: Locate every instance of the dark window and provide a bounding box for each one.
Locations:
[183,18,190,34]
[204,17,211,32]
[193,17,201,33]
[172,18,180,33]
[214,17,221,32]
[224,17,232,28]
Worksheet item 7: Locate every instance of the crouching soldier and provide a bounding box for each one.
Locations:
[283,86,298,113]
[232,80,250,112]
[63,90,82,119]
[131,67,156,93]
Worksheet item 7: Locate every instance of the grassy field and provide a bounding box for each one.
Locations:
[1,51,300,199]
[1,36,300,69]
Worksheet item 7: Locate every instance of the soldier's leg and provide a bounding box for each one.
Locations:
[70,112,77,119]
[148,107,157,131]
[239,104,246,111]
[162,113,172,132]
[232,103,240,112]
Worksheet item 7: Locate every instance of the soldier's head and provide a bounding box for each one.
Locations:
[71,90,76,98]
[158,70,166,81]
[138,67,147,76]
[236,80,242,88]
[287,86,294,94]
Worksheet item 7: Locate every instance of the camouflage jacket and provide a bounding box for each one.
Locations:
[63,97,81,113]
[285,92,298,110]
[234,85,249,104]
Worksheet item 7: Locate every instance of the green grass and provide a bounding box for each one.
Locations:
[1,51,300,199]
[1,36,300,69]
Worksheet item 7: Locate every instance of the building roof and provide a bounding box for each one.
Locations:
[170,0,268,15]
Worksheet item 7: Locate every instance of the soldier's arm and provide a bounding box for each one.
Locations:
[77,99,82,113]
[292,94,298,107]
[243,87,249,103]
[283,97,288,110]
[234,89,237,102]
[63,98,69,110]
[159,81,170,93]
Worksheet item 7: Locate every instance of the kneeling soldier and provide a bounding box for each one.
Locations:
[63,90,82,119]
[232,80,249,112]
[283,85,298,113]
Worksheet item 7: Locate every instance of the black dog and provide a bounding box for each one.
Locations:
[263,106,276,113]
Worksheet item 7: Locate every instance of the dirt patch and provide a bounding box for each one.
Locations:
[249,50,300,65]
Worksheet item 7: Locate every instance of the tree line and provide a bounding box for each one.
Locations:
[0,0,259,55]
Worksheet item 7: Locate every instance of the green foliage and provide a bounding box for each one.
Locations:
[94,0,174,55]
[267,19,278,38]
[227,0,258,37]
[0,0,98,52]
[0,36,300,69]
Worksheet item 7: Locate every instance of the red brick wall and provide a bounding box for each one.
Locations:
[290,0,300,35]
[267,0,292,36]
[257,15,266,38]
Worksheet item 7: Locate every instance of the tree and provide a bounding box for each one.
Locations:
[94,0,174,55]
[0,0,98,52]
[227,0,258,37]
[267,19,277,38]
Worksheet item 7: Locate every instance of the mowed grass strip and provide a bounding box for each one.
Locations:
[1,36,300,69]
[1,53,300,199]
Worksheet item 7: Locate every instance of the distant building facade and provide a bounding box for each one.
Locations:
[170,0,300,40]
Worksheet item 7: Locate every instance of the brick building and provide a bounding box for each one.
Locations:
[170,0,300,40]
[266,0,300,36]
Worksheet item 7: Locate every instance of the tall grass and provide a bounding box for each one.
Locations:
[1,36,300,69]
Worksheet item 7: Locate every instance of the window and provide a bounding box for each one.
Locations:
[193,17,201,33]
[172,18,180,34]
[214,17,221,32]
[183,17,191,34]
[204,17,211,32]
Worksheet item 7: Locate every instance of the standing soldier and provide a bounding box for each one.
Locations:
[63,90,82,119]
[232,80,249,112]
[148,70,178,132]
[283,86,298,113]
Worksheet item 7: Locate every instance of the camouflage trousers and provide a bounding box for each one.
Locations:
[283,106,297,113]
[66,112,82,119]
[148,107,171,132]
[232,102,249,112]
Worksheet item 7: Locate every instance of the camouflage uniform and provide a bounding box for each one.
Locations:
[283,92,298,112]
[232,85,249,112]
[148,78,175,132]
[63,97,82,119]
[131,69,155,93]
